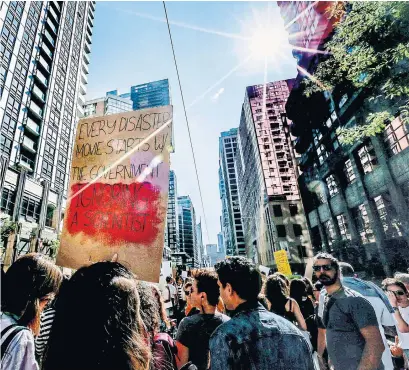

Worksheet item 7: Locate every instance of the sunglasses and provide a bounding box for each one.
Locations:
[312,264,334,272]
[387,290,405,296]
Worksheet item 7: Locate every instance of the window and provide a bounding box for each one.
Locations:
[317,144,328,165]
[324,220,336,245]
[293,224,302,237]
[353,204,375,244]
[1,188,15,216]
[289,204,298,216]
[20,196,41,222]
[44,143,55,162]
[336,214,351,240]
[384,116,409,156]
[326,175,339,197]
[45,205,55,227]
[344,159,356,183]
[374,194,402,238]
[42,160,53,179]
[273,205,283,217]
[297,245,307,258]
[276,225,286,237]
[358,142,378,174]
[0,134,13,156]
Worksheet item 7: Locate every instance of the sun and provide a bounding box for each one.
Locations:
[248,24,289,61]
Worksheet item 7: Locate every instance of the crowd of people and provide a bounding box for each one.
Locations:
[1,252,409,370]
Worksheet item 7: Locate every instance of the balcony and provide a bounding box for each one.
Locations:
[43,29,55,47]
[90,1,95,11]
[22,136,37,153]
[82,63,89,75]
[77,105,84,118]
[79,82,86,96]
[51,1,61,12]
[41,43,53,60]
[87,14,94,27]
[81,71,88,85]
[34,70,48,87]
[29,101,43,119]
[46,18,58,34]
[18,154,35,171]
[83,52,90,65]
[84,41,91,54]
[48,6,59,22]
[31,85,46,102]
[85,32,92,45]
[24,117,41,136]
[38,55,51,73]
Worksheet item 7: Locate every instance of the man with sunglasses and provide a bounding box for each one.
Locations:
[383,278,409,363]
[314,253,384,370]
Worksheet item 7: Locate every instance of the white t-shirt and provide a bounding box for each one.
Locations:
[397,306,409,349]
[364,296,394,370]
[0,313,38,370]
[162,284,177,309]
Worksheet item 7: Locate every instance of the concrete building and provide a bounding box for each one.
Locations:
[235,81,312,271]
[206,243,226,267]
[0,1,95,265]
[82,93,132,118]
[282,2,409,275]
[217,232,224,256]
[177,195,198,268]
[165,170,179,256]
[219,129,245,256]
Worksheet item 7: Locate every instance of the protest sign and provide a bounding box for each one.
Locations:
[58,106,173,282]
[274,249,292,276]
[259,265,270,276]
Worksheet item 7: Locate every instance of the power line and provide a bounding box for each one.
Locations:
[162,1,211,244]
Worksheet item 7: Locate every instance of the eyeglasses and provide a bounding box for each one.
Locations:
[312,264,334,272]
[387,290,405,296]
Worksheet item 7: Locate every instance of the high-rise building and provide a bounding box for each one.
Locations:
[0,1,95,265]
[206,243,226,267]
[119,79,170,111]
[82,93,132,118]
[196,220,204,267]
[217,232,224,255]
[281,2,409,275]
[235,80,312,270]
[219,129,245,256]
[177,195,198,268]
[165,170,179,256]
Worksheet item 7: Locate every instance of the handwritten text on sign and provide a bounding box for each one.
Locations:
[58,106,173,282]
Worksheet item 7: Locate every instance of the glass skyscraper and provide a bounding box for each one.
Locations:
[0,1,95,265]
[119,79,170,110]
[177,195,198,268]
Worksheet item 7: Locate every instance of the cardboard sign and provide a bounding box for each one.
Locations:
[259,265,270,276]
[58,106,173,282]
[274,249,292,276]
[181,271,188,278]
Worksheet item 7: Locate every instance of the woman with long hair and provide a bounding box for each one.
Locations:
[290,279,318,351]
[151,284,171,333]
[264,275,307,331]
[1,253,62,370]
[43,262,151,370]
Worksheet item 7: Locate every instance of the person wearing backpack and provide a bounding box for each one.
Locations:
[1,253,62,370]
[176,270,229,370]
[138,281,197,370]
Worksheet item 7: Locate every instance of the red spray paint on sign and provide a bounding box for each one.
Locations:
[66,182,162,245]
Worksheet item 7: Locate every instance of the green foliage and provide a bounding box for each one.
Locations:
[1,216,16,242]
[43,238,60,258]
[303,2,409,142]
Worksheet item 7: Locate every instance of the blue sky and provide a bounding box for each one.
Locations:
[86,1,298,245]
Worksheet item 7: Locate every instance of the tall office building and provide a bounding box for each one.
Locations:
[166,170,179,254]
[0,1,95,265]
[118,79,170,111]
[177,195,198,268]
[236,80,312,270]
[219,129,245,256]
[206,243,226,267]
[196,220,204,267]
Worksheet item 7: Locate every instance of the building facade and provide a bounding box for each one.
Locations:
[177,195,198,268]
[165,170,179,256]
[118,79,170,111]
[281,2,409,275]
[82,93,132,118]
[196,220,204,267]
[236,80,312,270]
[219,129,245,256]
[0,1,95,265]
[206,243,226,267]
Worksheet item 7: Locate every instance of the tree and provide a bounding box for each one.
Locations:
[304,2,409,144]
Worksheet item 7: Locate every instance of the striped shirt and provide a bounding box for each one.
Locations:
[35,307,56,361]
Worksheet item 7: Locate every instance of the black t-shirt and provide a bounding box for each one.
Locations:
[176,312,229,370]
